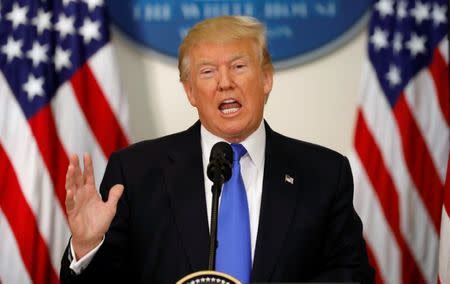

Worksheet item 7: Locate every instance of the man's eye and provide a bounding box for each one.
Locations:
[200,69,213,75]
[233,64,246,70]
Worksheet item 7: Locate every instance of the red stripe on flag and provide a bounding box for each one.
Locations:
[365,243,384,284]
[429,49,449,126]
[394,95,444,232]
[354,111,426,284]
[70,64,129,158]
[0,145,59,284]
[28,105,69,216]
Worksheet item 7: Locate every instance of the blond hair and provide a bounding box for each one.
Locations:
[178,15,273,82]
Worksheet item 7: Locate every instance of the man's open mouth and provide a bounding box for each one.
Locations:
[219,99,242,114]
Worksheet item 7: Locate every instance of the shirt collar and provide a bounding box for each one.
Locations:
[200,121,266,171]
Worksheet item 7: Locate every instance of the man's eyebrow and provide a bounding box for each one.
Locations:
[196,60,214,67]
[195,54,250,67]
[229,54,249,62]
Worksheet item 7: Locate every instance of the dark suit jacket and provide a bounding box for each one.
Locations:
[60,121,373,283]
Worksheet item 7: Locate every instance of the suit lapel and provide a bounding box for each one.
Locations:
[164,122,210,272]
[251,125,298,281]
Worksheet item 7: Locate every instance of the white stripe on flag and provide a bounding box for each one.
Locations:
[438,206,450,284]
[52,82,107,189]
[359,61,439,283]
[0,73,70,274]
[439,38,449,63]
[0,209,32,284]
[88,45,130,136]
[404,67,449,183]
[350,153,401,284]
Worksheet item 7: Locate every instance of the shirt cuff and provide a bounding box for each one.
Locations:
[69,236,105,274]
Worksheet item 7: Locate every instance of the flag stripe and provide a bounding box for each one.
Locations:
[0,145,58,284]
[351,153,400,284]
[88,45,130,135]
[394,95,444,231]
[70,64,129,158]
[28,106,69,216]
[445,157,450,214]
[51,83,107,189]
[428,49,449,126]
[0,73,70,277]
[354,111,424,284]
[405,64,449,183]
[438,154,450,284]
[438,206,450,284]
[0,209,32,284]
[359,62,439,283]
[439,38,449,63]
[366,244,384,284]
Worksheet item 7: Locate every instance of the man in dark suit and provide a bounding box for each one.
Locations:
[61,15,373,283]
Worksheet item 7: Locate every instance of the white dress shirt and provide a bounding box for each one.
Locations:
[70,121,266,272]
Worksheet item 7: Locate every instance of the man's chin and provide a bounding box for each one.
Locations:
[218,128,250,143]
[201,118,252,142]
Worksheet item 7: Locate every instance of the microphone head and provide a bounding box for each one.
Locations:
[207,142,233,183]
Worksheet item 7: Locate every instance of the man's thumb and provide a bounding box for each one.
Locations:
[107,184,124,209]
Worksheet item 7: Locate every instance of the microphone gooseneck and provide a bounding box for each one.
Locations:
[207,142,233,271]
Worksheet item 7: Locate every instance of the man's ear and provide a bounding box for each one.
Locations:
[182,81,197,107]
[263,68,273,100]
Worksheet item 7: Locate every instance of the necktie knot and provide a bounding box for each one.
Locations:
[230,143,247,162]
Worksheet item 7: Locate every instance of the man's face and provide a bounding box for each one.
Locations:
[182,39,273,143]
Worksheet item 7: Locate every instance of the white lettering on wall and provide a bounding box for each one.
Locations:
[133,4,171,21]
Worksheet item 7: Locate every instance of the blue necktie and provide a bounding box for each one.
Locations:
[216,143,251,283]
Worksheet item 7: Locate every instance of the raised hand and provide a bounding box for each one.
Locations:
[65,153,124,259]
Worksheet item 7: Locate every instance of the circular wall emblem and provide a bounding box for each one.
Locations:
[107,0,371,68]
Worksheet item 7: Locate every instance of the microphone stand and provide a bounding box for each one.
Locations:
[208,177,223,270]
[177,142,238,284]
[177,175,241,284]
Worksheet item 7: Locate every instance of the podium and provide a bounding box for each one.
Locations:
[177,270,241,284]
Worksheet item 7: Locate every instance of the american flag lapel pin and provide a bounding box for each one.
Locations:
[284,174,294,184]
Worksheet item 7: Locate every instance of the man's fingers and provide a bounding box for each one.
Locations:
[83,153,96,186]
[66,164,78,192]
[69,154,79,166]
[65,189,75,211]
[66,154,82,191]
[65,164,74,189]
[69,154,83,188]
[106,184,124,212]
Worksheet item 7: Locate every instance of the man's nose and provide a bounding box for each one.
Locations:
[218,68,233,91]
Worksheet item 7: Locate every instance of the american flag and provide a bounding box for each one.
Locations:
[0,0,129,283]
[351,0,449,283]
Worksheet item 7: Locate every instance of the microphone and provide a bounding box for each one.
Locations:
[207,141,233,271]
[207,142,233,184]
